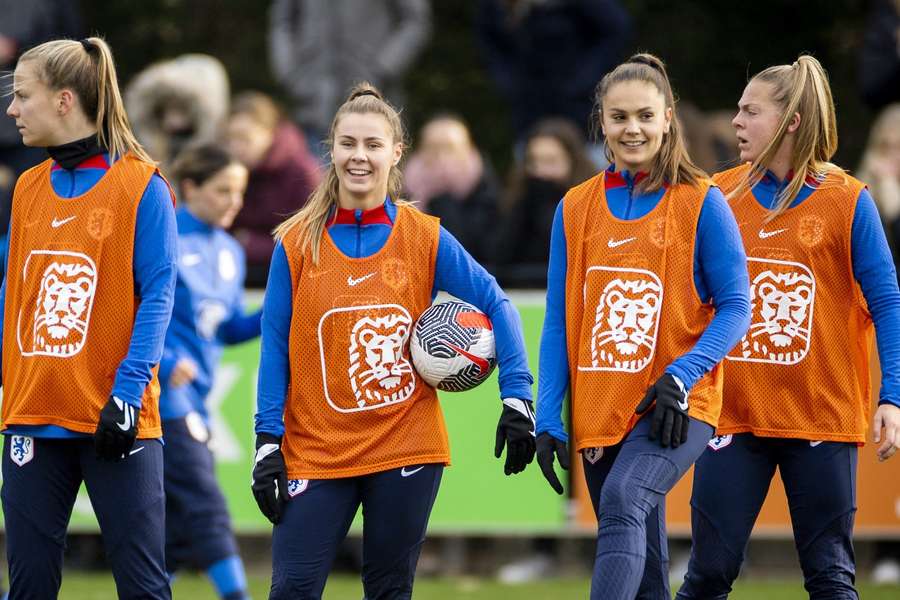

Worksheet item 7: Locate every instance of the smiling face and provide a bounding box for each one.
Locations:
[332,112,402,210]
[183,163,248,229]
[601,80,672,174]
[6,61,65,147]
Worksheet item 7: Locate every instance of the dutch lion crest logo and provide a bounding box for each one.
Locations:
[18,251,98,357]
[10,435,34,466]
[580,267,662,373]
[728,258,815,365]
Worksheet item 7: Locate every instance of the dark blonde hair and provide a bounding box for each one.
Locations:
[18,37,153,164]
[273,82,407,263]
[731,55,841,221]
[230,91,283,132]
[593,53,706,194]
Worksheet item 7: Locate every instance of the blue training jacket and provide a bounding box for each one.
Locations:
[159,207,261,422]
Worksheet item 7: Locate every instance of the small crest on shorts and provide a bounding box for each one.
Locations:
[10,435,34,466]
[582,447,604,464]
[287,479,309,498]
[707,434,733,451]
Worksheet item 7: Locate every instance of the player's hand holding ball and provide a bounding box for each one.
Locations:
[252,433,289,524]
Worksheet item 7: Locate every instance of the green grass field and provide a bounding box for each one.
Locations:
[55,572,900,599]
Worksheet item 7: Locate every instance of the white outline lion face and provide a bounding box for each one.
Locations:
[32,261,96,356]
[590,277,661,371]
[348,313,415,407]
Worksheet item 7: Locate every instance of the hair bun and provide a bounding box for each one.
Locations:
[627,53,666,74]
[347,83,384,103]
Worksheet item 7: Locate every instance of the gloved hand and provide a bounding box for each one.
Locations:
[635,372,690,448]
[251,433,289,524]
[494,398,536,475]
[536,433,570,494]
[94,396,138,460]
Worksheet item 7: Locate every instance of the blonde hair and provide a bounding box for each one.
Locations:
[273,82,407,263]
[19,37,153,164]
[730,55,841,221]
[593,53,707,195]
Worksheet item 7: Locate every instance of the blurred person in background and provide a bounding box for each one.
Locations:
[162,144,262,600]
[678,56,900,600]
[250,82,534,599]
[403,113,500,267]
[476,0,631,151]
[2,37,176,599]
[859,0,900,110]
[0,0,82,281]
[125,53,229,175]
[496,117,596,287]
[268,0,431,157]
[530,53,750,600]
[226,91,320,287]
[859,104,900,268]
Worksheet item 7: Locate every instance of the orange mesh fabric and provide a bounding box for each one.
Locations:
[715,165,871,442]
[2,156,166,438]
[563,172,723,450]
[281,204,448,479]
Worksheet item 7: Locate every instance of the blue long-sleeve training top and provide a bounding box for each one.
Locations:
[536,167,752,442]
[255,198,534,438]
[1,153,177,438]
[159,207,261,422]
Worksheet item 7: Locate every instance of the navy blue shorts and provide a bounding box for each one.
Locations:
[677,433,858,599]
[162,416,238,573]
[270,463,443,600]
[1,435,170,600]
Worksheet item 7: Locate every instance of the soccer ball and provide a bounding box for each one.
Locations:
[410,300,496,391]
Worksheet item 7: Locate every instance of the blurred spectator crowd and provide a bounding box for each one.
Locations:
[2,0,900,289]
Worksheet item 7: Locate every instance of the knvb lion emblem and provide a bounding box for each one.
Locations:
[18,251,98,357]
[10,435,34,466]
[580,266,662,373]
[318,304,417,413]
[728,258,815,365]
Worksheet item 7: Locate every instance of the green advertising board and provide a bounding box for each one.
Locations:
[52,295,567,534]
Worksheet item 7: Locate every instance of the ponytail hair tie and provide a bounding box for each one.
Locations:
[79,39,95,53]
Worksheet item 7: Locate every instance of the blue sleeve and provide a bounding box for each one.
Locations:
[666,187,751,389]
[851,188,900,408]
[535,201,569,442]
[111,175,177,408]
[255,242,292,437]
[0,219,9,386]
[219,309,262,345]
[432,227,534,401]
[158,346,181,384]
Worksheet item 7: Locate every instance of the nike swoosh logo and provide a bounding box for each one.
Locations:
[607,237,637,248]
[347,272,376,287]
[810,441,823,447]
[677,398,689,411]
[758,228,788,239]
[51,216,76,228]
[444,341,490,374]
[181,253,202,266]
[129,446,145,456]
[401,466,424,477]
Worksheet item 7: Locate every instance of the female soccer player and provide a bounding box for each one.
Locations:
[162,144,260,600]
[677,55,900,600]
[532,53,751,600]
[1,38,176,599]
[251,83,535,599]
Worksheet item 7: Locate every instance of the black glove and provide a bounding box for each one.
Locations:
[635,373,690,448]
[252,433,289,524]
[94,396,138,460]
[536,433,570,495]
[494,398,536,475]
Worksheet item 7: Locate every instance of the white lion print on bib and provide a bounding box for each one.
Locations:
[318,304,417,413]
[18,251,97,357]
[579,266,662,373]
[728,257,815,365]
